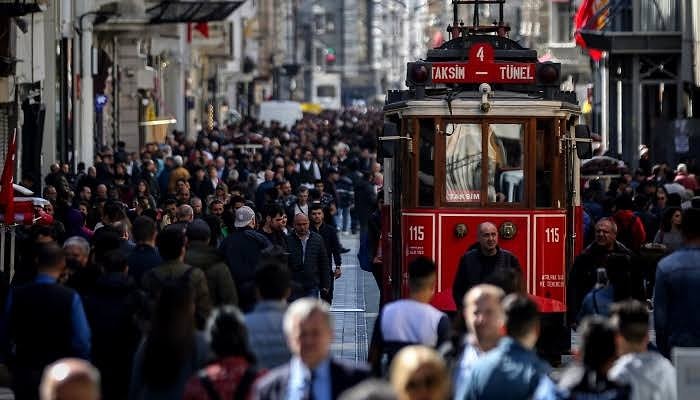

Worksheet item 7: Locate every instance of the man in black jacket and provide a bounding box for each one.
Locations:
[83,250,143,400]
[219,206,271,312]
[286,213,330,300]
[259,203,288,249]
[566,217,640,326]
[309,204,342,303]
[2,243,91,400]
[452,222,522,310]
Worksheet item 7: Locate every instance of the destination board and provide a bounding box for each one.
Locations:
[430,43,536,84]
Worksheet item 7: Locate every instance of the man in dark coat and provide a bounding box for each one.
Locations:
[252,299,370,400]
[185,219,238,307]
[83,250,143,400]
[452,222,522,310]
[127,216,163,285]
[286,213,330,300]
[259,204,288,249]
[567,217,641,326]
[2,243,91,400]
[309,204,342,303]
[219,206,271,312]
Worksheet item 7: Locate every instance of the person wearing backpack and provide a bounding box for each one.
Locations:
[368,257,450,376]
[141,227,213,330]
[611,194,646,253]
[183,307,263,400]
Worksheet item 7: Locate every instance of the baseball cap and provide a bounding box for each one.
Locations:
[234,206,255,228]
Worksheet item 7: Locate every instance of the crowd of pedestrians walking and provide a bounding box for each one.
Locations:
[0,106,697,399]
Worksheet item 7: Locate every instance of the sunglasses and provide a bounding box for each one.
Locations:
[405,374,439,391]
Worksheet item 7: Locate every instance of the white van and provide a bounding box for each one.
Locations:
[258,101,303,128]
[312,72,342,110]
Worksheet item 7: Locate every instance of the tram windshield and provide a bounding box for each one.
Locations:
[445,123,524,204]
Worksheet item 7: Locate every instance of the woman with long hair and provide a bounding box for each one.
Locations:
[653,206,683,252]
[183,307,261,399]
[136,178,157,210]
[129,284,209,399]
[535,317,630,399]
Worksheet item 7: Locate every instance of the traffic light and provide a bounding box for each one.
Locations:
[325,48,336,64]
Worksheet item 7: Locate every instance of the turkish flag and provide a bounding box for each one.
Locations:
[187,22,210,42]
[195,22,209,38]
[574,0,607,61]
[0,129,17,224]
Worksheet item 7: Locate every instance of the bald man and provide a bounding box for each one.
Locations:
[452,284,506,400]
[452,222,522,309]
[40,358,100,400]
[286,213,330,300]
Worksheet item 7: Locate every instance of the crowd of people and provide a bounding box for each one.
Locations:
[0,109,384,399]
[0,105,697,399]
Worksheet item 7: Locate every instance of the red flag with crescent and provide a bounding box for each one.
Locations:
[0,129,16,224]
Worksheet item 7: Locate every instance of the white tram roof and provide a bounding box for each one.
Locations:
[384,94,580,119]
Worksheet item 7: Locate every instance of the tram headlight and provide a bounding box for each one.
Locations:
[406,62,433,87]
[536,62,561,86]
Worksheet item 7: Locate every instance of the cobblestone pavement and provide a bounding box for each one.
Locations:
[329,233,380,364]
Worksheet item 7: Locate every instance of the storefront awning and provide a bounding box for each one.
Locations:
[0,0,47,17]
[147,1,245,23]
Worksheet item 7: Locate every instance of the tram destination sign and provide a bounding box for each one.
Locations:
[431,43,536,84]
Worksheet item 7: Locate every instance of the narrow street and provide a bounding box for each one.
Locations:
[330,234,380,363]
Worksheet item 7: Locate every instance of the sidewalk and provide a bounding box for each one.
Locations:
[329,233,380,364]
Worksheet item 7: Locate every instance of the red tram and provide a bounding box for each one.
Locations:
[378,0,592,358]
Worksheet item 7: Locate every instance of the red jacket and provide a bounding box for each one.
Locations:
[612,210,647,252]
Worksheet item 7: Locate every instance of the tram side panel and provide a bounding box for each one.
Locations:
[400,209,567,314]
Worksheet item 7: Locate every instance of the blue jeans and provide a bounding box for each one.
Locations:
[335,207,351,232]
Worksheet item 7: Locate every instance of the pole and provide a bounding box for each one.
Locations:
[617,77,622,154]
[599,52,609,154]
[9,227,15,281]
[80,16,95,163]
[0,227,5,274]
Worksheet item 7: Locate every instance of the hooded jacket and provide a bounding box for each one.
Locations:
[185,241,238,307]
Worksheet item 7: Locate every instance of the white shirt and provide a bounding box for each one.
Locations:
[287,357,332,400]
[380,299,446,346]
[608,351,677,400]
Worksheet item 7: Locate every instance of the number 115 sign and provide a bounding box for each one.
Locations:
[402,214,435,266]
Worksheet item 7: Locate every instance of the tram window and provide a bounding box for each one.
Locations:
[418,119,435,207]
[536,122,553,207]
[445,124,482,203]
[487,124,524,204]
